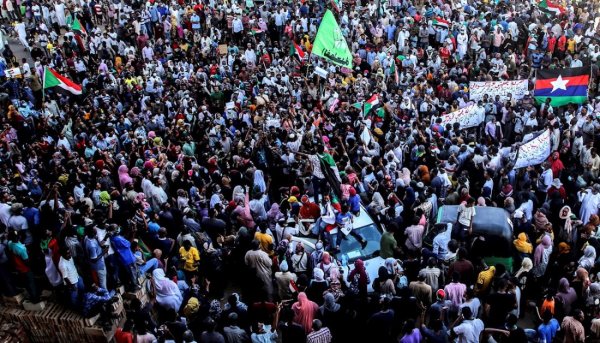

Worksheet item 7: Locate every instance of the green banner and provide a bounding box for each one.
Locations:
[311,10,353,69]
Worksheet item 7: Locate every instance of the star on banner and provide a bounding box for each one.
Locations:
[550,75,569,93]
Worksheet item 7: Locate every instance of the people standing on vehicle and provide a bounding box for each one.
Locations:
[2,0,600,341]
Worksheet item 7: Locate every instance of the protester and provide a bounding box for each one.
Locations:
[0,0,600,341]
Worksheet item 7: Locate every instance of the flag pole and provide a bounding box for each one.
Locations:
[42,67,46,103]
[590,64,593,100]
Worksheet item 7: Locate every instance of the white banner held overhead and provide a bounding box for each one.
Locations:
[5,67,21,78]
[469,80,528,101]
[313,66,329,78]
[514,130,551,169]
[437,103,483,129]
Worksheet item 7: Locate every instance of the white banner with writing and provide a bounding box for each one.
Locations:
[5,67,21,78]
[469,80,528,101]
[514,130,551,169]
[438,103,483,129]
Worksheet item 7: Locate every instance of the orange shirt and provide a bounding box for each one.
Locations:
[541,298,555,315]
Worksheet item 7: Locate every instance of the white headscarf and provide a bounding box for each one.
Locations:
[152,269,180,297]
[210,193,221,209]
[253,169,267,193]
[370,192,385,211]
[232,185,245,202]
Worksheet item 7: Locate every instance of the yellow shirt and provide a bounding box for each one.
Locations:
[254,232,274,256]
[567,39,576,53]
[179,246,200,272]
[475,266,496,295]
[125,77,137,89]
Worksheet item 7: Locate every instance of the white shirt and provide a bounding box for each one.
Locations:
[517,199,534,221]
[142,46,154,61]
[457,204,476,227]
[540,168,553,191]
[96,227,114,255]
[8,215,28,231]
[453,318,484,343]
[570,59,583,68]
[232,18,244,33]
[57,137,71,151]
[460,298,482,318]
[0,203,11,227]
[274,13,284,26]
[58,256,79,285]
[75,60,86,72]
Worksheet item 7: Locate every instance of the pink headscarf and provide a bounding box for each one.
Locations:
[292,292,319,333]
[329,265,341,282]
[118,165,133,189]
[130,166,141,177]
[135,193,150,211]
[477,197,486,206]
[534,235,552,265]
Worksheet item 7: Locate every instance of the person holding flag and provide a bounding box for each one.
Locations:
[0,0,600,342]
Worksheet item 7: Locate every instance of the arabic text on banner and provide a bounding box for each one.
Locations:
[437,103,483,129]
[514,130,551,169]
[311,10,353,69]
[469,80,528,101]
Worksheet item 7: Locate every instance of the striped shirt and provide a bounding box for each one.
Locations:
[307,328,332,343]
[307,154,325,179]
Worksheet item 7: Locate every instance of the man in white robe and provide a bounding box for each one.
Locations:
[578,184,600,224]
[54,1,66,27]
[14,21,29,50]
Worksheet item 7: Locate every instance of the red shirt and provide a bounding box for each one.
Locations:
[557,35,567,51]
[9,249,29,273]
[114,329,133,343]
[547,36,557,52]
[439,47,450,61]
[300,202,321,219]
[548,186,567,200]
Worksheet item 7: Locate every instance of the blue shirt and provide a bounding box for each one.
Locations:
[335,213,353,231]
[537,319,559,343]
[366,51,376,65]
[387,25,396,41]
[85,236,106,270]
[191,14,201,29]
[532,53,544,68]
[148,221,160,234]
[8,241,28,260]
[157,5,169,17]
[82,288,115,317]
[23,207,40,228]
[110,235,135,266]
[349,195,361,213]
[149,6,159,22]
[433,226,451,260]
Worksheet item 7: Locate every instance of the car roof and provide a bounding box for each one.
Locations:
[437,205,514,256]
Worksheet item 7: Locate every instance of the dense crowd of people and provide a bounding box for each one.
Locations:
[1,0,600,342]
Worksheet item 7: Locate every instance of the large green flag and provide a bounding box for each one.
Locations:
[312,10,352,69]
[71,17,86,35]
